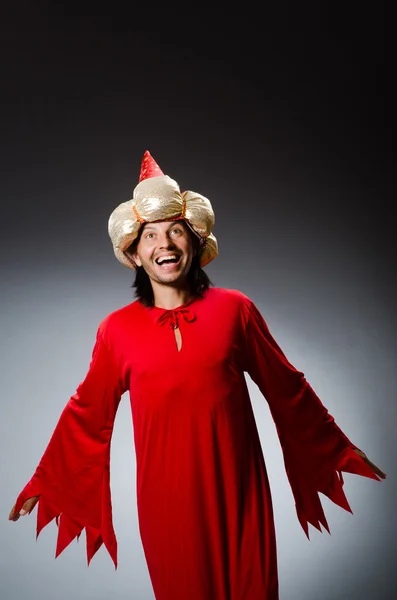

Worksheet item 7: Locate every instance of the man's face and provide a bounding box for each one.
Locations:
[131,220,196,286]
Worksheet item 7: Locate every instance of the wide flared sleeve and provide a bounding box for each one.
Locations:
[13,324,125,568]
[242,298,383,538]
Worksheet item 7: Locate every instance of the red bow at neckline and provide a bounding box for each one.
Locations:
[156,308,196,329]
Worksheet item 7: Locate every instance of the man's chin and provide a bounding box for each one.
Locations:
[148,268,183,283]
[157,274,185,285]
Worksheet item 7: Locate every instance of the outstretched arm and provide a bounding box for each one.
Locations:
[242,298,386,536]
[8,324,125,568]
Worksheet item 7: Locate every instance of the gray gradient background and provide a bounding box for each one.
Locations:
[1,6,395,600]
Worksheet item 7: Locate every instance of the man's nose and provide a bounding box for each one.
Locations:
[159,232,175,247]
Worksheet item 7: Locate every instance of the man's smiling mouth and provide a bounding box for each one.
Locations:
[155,254,181,266]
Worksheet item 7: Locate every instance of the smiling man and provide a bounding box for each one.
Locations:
[126,218,211,352]
[134,221,192,281]
[130,220,204,304]
[9,151,386,600]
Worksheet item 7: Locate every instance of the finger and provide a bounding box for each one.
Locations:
[8,505,16,521]
[19,498,37,517]
[23,496,39,513]
[366,459,387,479]
[353,448,367,459]
[372,464,387,479]
[8,505,21,522]
[8,496,39,522]
[354,450,387,479]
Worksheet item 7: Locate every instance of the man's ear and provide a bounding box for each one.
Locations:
[124,247,141,268]
[132,251,142,267]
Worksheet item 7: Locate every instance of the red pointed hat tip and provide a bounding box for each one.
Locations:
[139,150,164,182]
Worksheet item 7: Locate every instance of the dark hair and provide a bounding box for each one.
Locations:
[130,222,213,307]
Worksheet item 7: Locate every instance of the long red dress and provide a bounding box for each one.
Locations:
[13,287,381,599]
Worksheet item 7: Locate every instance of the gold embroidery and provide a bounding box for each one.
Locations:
[132,203,145,223]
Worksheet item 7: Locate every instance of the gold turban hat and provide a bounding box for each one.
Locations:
[108,151,218,269]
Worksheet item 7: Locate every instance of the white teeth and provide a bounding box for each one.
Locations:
[157,254,178,265]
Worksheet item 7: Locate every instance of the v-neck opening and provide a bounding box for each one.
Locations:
[173,327,182,352]
[147,293,206,355]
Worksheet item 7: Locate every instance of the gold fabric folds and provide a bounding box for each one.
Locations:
[108,175,218,269]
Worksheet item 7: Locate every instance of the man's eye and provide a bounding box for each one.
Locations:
[145,233,154,239]
[171,228,182,235]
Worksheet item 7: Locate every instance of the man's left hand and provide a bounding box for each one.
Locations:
[353,448,387,479]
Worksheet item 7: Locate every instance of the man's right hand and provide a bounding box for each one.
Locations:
[8,496,39,522]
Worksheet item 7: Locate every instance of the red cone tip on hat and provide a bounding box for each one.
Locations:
[138,150,164,182]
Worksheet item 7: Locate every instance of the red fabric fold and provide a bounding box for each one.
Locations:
[291,445,381,538]
[13,325,125,568]
[243,299,384,538]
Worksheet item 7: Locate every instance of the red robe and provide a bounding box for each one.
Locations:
[13,287,381,600]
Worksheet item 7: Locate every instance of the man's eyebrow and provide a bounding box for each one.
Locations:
[168,223,184,229]
[142,222,185,232]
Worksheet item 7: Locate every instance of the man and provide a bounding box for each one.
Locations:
[9,151,386,600]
